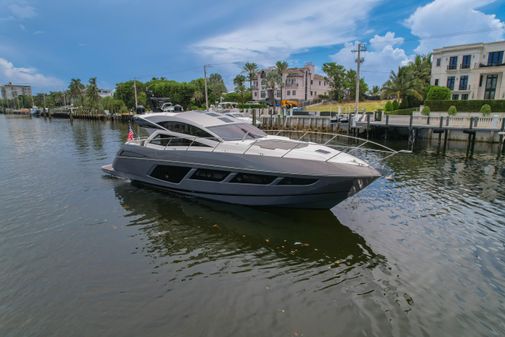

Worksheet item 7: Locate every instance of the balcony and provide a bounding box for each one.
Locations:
[460,63,471,70]
[479,62,505,68]
[447,65,458,71]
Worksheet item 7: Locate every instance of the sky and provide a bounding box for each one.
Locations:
[0,0,504,93]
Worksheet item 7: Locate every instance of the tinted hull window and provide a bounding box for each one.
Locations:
[150,165,191,183]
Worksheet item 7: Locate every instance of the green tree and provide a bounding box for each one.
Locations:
[345,69,368,101]
[207,73,227,104]
[382,66,423,108]
[114,80,146,110]
[322,62,347,101]
[275,61,288,104]
[448,105,457,116]
[243,62,258,92]
[384,101,393,112]
[86,77,100,114]
[426,86,451,100]
[266,71,280,106]
[68,79,84,106]
[101,96,127,114]
[370,85,381,97]
[233,74,248,103]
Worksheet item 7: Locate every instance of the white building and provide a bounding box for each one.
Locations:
[252,63,330,104]
[431,41,505,100]
[0,82,32,99]
[98,88,113,98]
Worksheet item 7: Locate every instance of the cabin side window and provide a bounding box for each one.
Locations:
[149,134,211,147]
[158,121,216,139]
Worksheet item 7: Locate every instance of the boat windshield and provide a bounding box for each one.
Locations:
[208,123,266,141]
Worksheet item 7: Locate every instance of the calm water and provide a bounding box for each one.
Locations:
[1,114,505,337]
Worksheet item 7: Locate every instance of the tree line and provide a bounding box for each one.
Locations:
[1,74,229,113]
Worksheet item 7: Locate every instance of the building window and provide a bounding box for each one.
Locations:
[448,56,458,70]
[260,91,266,98]
[310,80,313,85]
[434,79,439,86]
[479,75,483,87]
[488,51,504,66]
[461,55,471,69]
[254,92,257,97]
[276,90,281,97]
[484,74,498,99]
[319,81,321,85]
[447,76,455,90]
[452,94,459,100]
[459,75,468,90]
[292,90,296,96]
[461,94,469,100]
[310,91,313,96]
[436,58,441,67]
[287,90,290,96]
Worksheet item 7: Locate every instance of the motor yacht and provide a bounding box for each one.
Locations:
[102,111,383,208]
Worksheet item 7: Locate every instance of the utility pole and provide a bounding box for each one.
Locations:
[133,79,138,110]
[203,64,210,110]
[352,42,366,114]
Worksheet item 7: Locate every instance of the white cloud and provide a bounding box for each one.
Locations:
[330,32,410,86]
[192,0,379,69]
[8,2,37,19]
[406,0,505,53]
[0,58,63,89]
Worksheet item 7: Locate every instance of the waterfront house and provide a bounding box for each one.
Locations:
[252,63,330,105]
[431,41,505,100]
[0,82,32,99]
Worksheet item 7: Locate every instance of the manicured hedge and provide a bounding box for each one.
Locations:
[387,107,417,115]
[425,100,505,112]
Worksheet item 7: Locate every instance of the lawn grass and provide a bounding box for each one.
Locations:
[306,100,390,113]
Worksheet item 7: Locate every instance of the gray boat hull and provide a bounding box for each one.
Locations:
[104,143,380,209]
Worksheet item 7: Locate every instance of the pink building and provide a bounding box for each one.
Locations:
[251,64,330,104]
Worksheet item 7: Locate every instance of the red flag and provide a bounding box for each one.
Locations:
[127,124,134,141]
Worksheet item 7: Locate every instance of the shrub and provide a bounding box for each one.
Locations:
[422,106,431,116]
[426,86,451,100]
[384,101,393,112]
[480,104,492,116]
[448,105,457,116]
[392,100,399,110]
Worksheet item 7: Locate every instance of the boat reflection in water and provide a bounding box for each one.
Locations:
[113,182,385,273]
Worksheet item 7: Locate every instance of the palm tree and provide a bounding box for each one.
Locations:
[275,61,288,106]
[86,77,100,114]
[382,67,423,105]
[243,62,258,92]
[233,74,246,102]
[266,71,280,107]
[68,79,84,106]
